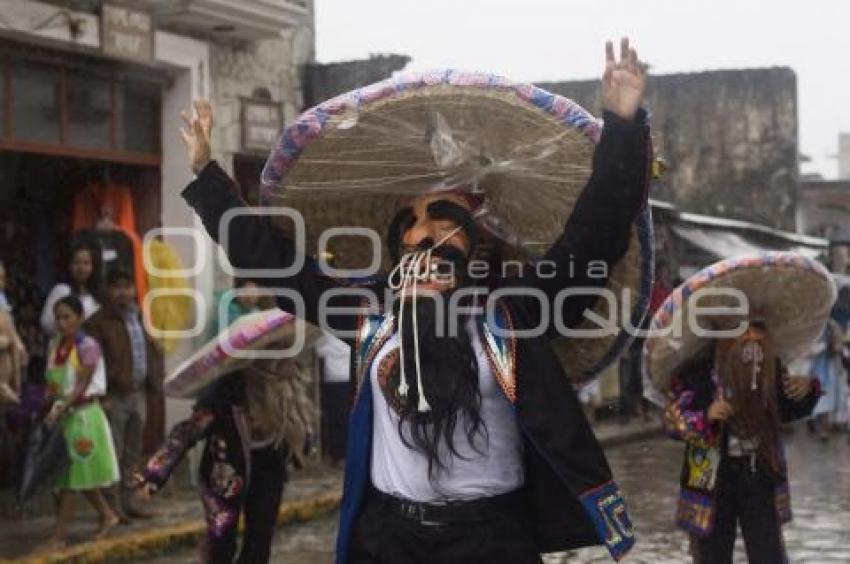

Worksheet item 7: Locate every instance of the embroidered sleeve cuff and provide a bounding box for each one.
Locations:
[142,454,171,487]
[664,391,716,444]
[578,481,635,561]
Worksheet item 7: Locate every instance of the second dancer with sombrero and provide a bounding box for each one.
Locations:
[643,252,835,563]
[135,309,314,563]
[180,38,651,563]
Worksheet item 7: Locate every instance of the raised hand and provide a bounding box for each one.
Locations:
[133,473,158,501]
[782,375,813,402]
[707,398,733,422]
[180,98,213,174]
[602,37,647,121]
[45,401,65,425]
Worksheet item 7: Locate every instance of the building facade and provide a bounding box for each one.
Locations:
[0,1,314,496]
[540,68,800,231]
[797,179,850,275]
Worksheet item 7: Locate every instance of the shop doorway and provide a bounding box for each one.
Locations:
[0,151,165,494]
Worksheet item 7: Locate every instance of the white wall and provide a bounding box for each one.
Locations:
[0,0,100,47]
[154,31,213,436]
[0,1,215,432]
[0,0,316,435]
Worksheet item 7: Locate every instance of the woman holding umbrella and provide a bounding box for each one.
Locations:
[43,294,121,549]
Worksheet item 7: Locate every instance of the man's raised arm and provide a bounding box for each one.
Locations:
[518,38,651,331]
[178,100,363,341]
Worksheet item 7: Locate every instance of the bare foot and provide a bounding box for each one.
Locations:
[94,513,120,540]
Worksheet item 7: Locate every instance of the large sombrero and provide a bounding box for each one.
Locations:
[260,69,653,380]
[164,309,299,398]
[642,252,837,406]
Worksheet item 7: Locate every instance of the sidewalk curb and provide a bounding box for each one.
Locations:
[0,426,659,563]
[2,491,341,564]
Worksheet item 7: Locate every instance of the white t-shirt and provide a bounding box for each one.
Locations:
[314,332,351,383]
[40,283,100,336]
[370,318,524,502]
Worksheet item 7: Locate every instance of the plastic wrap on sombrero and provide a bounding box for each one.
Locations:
[261,69,601,201]
[257,68,652,382]
[642,251,837,406]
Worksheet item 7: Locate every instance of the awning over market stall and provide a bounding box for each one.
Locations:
[671,225,824,259]
[651,199,830,262]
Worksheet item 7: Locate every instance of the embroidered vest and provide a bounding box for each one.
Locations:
[347,299,636,561]
[352,301,517,403]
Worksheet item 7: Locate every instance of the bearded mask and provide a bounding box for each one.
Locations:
[717,323,782,473]
[377,195,489,478]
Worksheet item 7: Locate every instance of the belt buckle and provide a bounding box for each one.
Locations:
[401,501,426,521]
[400,501,443,526]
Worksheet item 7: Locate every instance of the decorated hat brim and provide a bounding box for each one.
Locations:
[164,309,298,399]
[260,69,653,380]
[642,252,837,406]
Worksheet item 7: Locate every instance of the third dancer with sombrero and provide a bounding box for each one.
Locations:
[643,252,835,563]
[179,38,652,563]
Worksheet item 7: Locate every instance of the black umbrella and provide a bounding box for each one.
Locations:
[17,421,69,505]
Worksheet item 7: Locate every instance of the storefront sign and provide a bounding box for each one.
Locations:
[241,98,283,153]
[101,3,154,61]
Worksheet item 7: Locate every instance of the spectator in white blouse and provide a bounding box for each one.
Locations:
[40,241,102,337]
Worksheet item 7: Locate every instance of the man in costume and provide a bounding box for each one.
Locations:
[643,252,833,563]
[180,38,650,563]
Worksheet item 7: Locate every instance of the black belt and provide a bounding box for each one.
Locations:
[368,487,524,526]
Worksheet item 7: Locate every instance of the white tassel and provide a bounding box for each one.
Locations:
[388,225,465,412]
[396,253,420,398]
[413,249,430,412]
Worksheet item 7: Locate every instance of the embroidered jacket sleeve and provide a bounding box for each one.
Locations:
[142,408,216,488]
[181,162,363,343]
[663,374,718,445]
[507,110,651,334]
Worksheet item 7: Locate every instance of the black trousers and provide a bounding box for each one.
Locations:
[691,457,787,564]
[349,489,543,564]
[321,381,349,462]
[206,444,288,564]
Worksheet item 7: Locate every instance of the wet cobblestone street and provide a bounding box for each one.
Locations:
[546,428,850,562]
[146,427,850,563]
